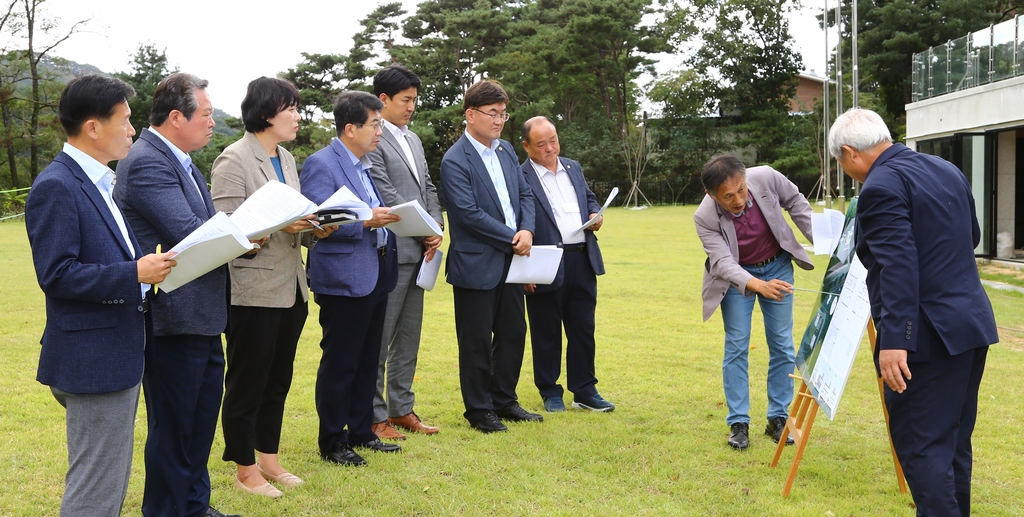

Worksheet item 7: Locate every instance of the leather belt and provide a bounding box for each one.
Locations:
[560,243,587,253]
[744,250,784,268]
[141,299,150,313]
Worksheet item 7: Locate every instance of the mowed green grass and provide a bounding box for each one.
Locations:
[2,205,1023,516]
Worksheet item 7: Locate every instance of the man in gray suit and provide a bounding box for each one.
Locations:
[694,155,813,451]
[367,65,444,440]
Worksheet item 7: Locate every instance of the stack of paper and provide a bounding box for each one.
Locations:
[505,245,564,284]
[415,250,444,291]
[160,212,255,293]
[229,181,317,239]
[386,199,443,237]
[317,185,372,221]
[574,187,619,234]
[812,209,846,255]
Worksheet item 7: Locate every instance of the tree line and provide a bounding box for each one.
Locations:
[3,0,1018,210]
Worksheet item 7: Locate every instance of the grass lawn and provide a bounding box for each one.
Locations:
[2,205,1023,516]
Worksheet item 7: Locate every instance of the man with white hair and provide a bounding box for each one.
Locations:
[828,108,997,517]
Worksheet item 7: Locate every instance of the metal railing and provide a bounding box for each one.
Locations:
[912,16,1022,102]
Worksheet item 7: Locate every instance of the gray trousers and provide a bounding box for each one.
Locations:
[373,262,425,422]
[51,382,141,517]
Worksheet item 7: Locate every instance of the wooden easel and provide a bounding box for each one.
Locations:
[769,320,908,497]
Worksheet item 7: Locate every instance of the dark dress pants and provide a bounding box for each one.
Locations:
[314,256,389,453]
[883,320,989,517]
[142,334,225,517]
[221,284,307,465]
[452,255,527,419]
[527,250,599,399]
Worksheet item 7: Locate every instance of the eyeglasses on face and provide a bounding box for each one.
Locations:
[470,108,510,122]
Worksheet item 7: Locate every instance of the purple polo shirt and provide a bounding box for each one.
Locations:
[732,197,781,265]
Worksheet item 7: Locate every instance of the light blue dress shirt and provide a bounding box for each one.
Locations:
[338,139,388,248]
[465,131,517,231]
[148,127,204,197]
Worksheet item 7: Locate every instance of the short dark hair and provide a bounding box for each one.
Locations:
[333,91,384,134]
[463,80,508,111]
[522,116,555,144]
[373,65,421,99]
[58,74,136,137]
[701,155,747,193]
[241,77,301,133]
[150,73,209,127]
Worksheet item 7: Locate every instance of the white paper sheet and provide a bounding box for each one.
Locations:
[415,249,443,291]
[386,199,443,237]
[574,187,619,234]
[811,208,846,255]
[160,212,255,293]
[505,245,564,284]
[318,185,372,220]
[228,180,317,239]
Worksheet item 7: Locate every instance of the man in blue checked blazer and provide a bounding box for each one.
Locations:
[26,74,175,517]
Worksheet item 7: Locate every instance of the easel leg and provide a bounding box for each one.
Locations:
[868,321,909,494]
[770,378,820,497]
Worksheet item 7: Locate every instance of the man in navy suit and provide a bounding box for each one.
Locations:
[519,116,614,413]
[301,91,402,466]
[25,74,176,516]
[440,80,540,433]
[829,108,998,517]
[114,73,238,517]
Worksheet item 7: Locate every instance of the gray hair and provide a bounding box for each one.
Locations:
[827,108,892,159]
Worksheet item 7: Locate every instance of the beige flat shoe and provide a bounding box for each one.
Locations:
[234,477,283,498]
[258,464,304,487]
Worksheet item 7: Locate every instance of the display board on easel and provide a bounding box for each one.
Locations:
[771,198,908,497]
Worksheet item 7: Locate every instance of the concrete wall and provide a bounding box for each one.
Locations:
[906,75,1024,140]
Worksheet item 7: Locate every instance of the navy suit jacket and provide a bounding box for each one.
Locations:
[114,128,227,337]
[440,134,535,290]
[300,138,398,297]
[521,157,605,293]
[856,143,998,361]
[26,152,147,394]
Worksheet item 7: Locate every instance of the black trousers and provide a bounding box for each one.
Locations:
[526,251,599,399]
[314,257,389,453]
[452,255,527,419]
[221,284,307,465]
[885,337,988,517]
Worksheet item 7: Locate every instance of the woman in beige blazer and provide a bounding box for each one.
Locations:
[211,77,332,498]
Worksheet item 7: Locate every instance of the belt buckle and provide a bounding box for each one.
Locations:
[378,246,387,256]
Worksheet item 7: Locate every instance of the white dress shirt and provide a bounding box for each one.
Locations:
[530,158,584,244]
[465,131,516,231]
[383,119,420,185]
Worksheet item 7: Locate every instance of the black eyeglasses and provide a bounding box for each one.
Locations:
[470,108,510,122]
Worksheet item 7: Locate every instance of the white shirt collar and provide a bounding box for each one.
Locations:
[148,127,191,169]
[465,130,499,154]
[529,157,565,177]
[62,142,110,185]
[383,118,408,139]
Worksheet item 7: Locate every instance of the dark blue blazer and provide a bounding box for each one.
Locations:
[26,152,147,394]
[440,134,535,290]
[521,157,605,293]
[856,143,998,360]
[114,128,227,337]
[300,138,398,297]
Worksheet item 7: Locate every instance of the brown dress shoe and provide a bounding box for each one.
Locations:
[372,420,406,440]
[389,412,439,434]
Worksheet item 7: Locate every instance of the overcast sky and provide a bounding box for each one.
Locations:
[18,0,834,118]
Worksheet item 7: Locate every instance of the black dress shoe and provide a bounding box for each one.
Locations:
[320,443,367,466]
[353,437,402,453]
[205,507,241,517]
[468,411,508,433]
[766,416,795,445]
[728,422,749,450]
[495,403,544,422]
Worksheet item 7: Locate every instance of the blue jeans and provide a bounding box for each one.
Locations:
[719,252,796,426]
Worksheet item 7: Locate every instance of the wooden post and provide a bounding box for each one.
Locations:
[770,377,819,497]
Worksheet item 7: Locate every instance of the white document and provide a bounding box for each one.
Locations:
[807,255,871,420]
[228,181,317,239]
[574,187,619,234]
[505,245,564,284]
[160,212,255,293]
[318,185,372,221]
[415,249,444,291]
[811,208,846,255]
[386,199,443,237]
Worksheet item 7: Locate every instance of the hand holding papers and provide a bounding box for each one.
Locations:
[316,185,372,224]
[385,199,443,237]
[160,212,255,293]
[812,209,846,255]
[575,187,619,234]
[415,249,443,291]
[228,180,317,239]
[505,245,564,284]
